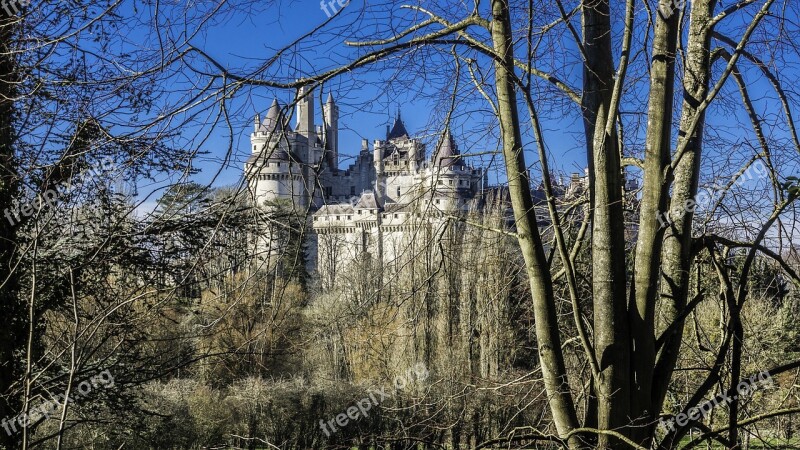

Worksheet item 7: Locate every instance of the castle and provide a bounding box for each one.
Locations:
[245,88,488,282]
[244,89,613,285]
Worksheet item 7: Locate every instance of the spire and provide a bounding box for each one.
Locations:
[262,99,291,133]
[387,111,409,140]
[434,129,459,167]
[264,98,280,125]
[323,92,339,168]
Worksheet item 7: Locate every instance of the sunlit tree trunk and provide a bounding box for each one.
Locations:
[630,1,681,444]
[489,0,581,447]
[581,1,631,446]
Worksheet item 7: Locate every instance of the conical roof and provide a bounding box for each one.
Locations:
[259,99,292,134]
[387,113,408,140]
[434,130,459,167]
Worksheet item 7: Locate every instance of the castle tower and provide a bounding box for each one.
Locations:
[374,139,385,206]
[251,99,289,155]
[386,112,408,140]
[296,86,315,145]
[246,99,305,207]
[294,86,325,207]
[434,130,458,167]
[322,93,339,170]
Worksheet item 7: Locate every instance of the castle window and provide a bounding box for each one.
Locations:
[396,187,401,197]
[449,180,453,185]
[436,199,441,204]
[347,216,352,220]
[358,210,362,215]
[253,145,256,151]
[336,216,340,220]
[394,214,398,219]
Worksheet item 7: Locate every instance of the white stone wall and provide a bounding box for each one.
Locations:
[248,160,308,208]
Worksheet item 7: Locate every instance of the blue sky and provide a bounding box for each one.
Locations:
[158,0,589,196]
[124,0,799,214]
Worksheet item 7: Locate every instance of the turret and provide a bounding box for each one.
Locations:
[262,98,290,134]
[434,130,458,167]
[296,86,315,143]
[387,112,408,140]
[374,139,385,205]
[323,93,339,169]
[251,99,290,154]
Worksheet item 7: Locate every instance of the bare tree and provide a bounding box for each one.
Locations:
[2,0,800,448]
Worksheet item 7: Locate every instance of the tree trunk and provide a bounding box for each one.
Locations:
[654,0,717,416]
[630,0,681,444]
[581,1,630,446]
[489,0,580,446]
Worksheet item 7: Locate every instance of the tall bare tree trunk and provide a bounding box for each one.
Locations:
[581,1,630,446]
[630,1,681,444]
[654,0,717,414]
[489,0,580,446]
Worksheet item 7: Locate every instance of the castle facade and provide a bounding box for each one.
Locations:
[245,89,484,284]
[244,90,624,286]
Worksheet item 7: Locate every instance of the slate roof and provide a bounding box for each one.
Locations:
[387,114,409,140]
